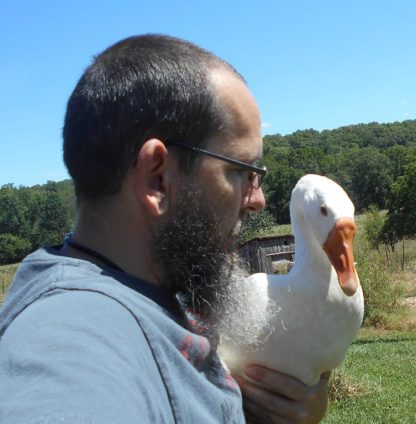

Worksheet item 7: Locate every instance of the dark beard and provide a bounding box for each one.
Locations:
[151,188,276,348]
[151,188,239,312]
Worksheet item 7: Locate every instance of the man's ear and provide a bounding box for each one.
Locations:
[133,139,175,216]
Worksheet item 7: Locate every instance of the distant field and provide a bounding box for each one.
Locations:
[0,263,19,304]
[264,213,367,238]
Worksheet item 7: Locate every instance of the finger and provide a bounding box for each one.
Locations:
[243,398,294,424]
[245,365,308,401]
[236,375,302,420]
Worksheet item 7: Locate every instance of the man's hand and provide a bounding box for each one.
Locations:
[235,366,330,424]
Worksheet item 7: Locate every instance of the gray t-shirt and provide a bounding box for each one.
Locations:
[0,246,245,423]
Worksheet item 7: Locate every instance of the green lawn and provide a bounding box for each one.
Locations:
[324,329,416,423]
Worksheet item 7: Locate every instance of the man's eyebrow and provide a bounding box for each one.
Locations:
[226,154,260,165]
[229,147,263,162]
[232,153,262,165]
[240,153,263,164]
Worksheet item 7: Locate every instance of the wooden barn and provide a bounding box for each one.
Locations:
[238,234,295,274]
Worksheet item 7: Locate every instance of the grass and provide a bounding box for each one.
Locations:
[325,213,416,422]
[357,235,416,330]
[323,328,416,423]
[0,263,19,304]
[263,223,292,237]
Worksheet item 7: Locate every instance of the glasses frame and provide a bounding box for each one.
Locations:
[165,140,267,188]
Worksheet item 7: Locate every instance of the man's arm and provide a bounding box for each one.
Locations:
[236,366,330,424]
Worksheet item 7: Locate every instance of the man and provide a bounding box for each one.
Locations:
[0,35,329,423]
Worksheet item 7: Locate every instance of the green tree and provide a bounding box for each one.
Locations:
[0,185,30,236]
[383,151,416,240]
[0,234,32,265]
[33,191,71,247]
[386,144,411,181]
[0,183,72,264]
[363,205,385,254]
[263,163,301,224]
[239,209,276,243]
[289,147,327,175]
[349,148,392,211]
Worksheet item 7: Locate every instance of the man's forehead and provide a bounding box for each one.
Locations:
[209,68,260,124]
[207,68,262,159]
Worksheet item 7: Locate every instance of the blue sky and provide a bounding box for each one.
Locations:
[1,0,416,187]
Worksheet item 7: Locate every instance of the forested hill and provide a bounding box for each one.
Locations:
[261,119,416,224]
[265,119,416,151]
[1,119,416,264]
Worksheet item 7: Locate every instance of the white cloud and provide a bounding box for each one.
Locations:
[261,122,271,128]
[400,100,408,106]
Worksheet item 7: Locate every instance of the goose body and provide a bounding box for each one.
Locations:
[219,174,364,386]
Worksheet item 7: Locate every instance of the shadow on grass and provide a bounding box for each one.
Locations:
[354,334,416,345]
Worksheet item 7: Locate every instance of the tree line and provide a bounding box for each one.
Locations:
[0,180,75,264]
[1,119,416,264]
[243,119,416,242]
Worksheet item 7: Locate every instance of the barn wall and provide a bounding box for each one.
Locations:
[238,235,295,274]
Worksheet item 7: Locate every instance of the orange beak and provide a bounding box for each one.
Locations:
[323,217,359,296]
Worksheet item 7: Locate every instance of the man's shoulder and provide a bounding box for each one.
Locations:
[0,246,160,336]
[0,289,176,423]
[3,289,146,348]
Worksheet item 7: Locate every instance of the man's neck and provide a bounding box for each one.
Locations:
[61,198,161,286]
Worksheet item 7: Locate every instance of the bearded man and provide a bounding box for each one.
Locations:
[0,35,329,423]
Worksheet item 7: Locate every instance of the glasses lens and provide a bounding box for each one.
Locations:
[249,172,262,189]
[255,173,262,189]
[257,167,267,188]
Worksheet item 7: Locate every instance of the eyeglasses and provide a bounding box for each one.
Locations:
[166,140,267,189]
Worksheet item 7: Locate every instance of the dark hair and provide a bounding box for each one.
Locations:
[63,34,244,199]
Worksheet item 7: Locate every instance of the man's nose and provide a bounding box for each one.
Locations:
[242,186,266,212]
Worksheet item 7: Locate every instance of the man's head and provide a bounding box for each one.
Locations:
[64,34,270,345]
[63,34,242,200]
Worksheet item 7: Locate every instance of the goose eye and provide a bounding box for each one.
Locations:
[320,205,328,216]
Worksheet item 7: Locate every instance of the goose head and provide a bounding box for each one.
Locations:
[291,174,359,296]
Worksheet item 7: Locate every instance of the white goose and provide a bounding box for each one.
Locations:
[219,174,364,386]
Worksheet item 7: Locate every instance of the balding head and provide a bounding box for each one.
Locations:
[63,34,245,201]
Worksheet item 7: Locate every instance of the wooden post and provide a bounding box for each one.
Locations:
[384,244,389,265]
